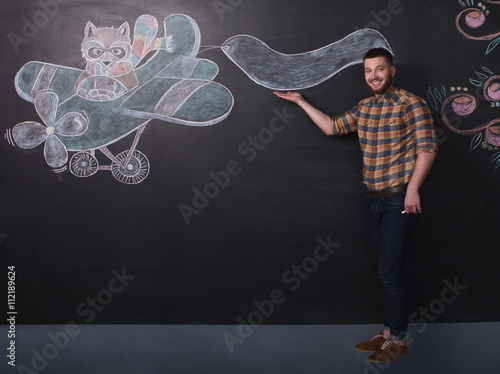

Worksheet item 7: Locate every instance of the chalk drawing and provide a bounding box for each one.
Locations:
[428,1,500,170]
[456,1,500,54]
[222,29,393,91]
[10,14,234,184]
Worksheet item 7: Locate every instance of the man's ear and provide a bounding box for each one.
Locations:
[390,65,396,78]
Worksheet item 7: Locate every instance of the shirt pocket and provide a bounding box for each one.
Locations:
[357,118,406,142]
[356,119,377,139]
[357,118,376,128]
[380,118,406,140]
[379,118,405,137]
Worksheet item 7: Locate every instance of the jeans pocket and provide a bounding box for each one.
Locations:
[383,193,405,207]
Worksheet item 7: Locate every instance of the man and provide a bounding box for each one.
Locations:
[273,48,438,363]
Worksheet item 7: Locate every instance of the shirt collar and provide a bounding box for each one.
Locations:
[373,85,396,103]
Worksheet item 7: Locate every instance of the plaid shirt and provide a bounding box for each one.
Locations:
[332,86,438,191]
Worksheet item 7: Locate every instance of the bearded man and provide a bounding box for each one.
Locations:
[273,48,438,363]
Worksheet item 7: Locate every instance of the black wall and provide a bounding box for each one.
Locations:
[1,0,499,325]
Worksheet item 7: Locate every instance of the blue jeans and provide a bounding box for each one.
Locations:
[364,191,417,339]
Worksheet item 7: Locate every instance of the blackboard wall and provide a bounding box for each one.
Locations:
[1,0,499,326]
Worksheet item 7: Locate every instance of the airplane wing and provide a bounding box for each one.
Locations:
[119,76,234,127]
[156,55,219,81]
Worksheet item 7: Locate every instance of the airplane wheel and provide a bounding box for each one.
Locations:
[111,150,150,184]
[69,152,99,177]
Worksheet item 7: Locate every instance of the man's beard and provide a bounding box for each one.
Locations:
[368,74,393,94]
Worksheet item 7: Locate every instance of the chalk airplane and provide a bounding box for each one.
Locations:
[11,14,234,184]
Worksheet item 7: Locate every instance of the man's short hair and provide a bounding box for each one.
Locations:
[364,48,393,66]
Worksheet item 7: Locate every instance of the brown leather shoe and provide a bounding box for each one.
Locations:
[354,332,387,352]
[367,339,408,363]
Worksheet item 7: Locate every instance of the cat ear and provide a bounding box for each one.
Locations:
[85,21,98,38]
[118,22,130,37]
